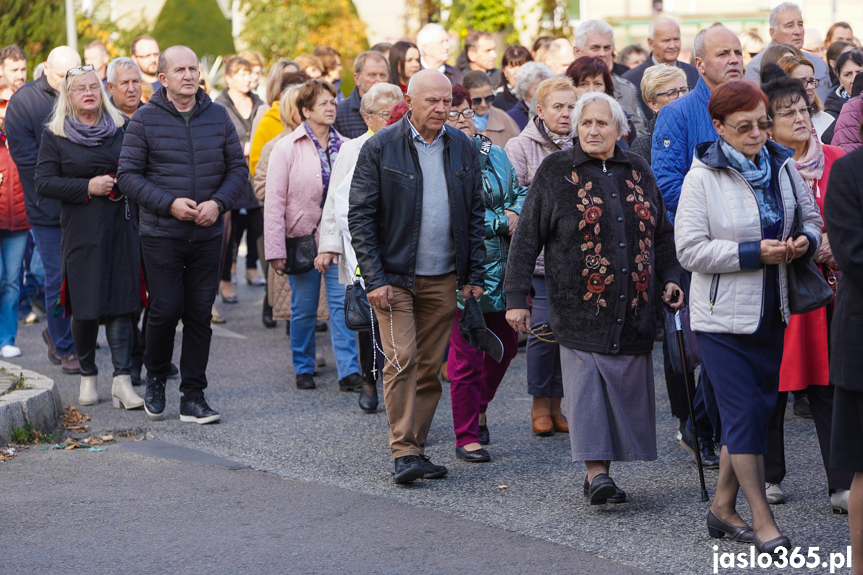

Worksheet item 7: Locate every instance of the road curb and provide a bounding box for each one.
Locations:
[0,361,63,444]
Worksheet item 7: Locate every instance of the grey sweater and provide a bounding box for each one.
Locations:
[414,138,456,275]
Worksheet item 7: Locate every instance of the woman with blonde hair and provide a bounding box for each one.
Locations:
[630,65,689,163]
[34,65,144,410]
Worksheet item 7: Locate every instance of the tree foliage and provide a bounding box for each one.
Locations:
[445,0,517,42]
[241,0,368,66]
[77,2,155,59]
[0,0,66,76]
[153,0,236,59]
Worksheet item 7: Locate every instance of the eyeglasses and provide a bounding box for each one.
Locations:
[364,110,391,120]
[801,78,820,87]
[447,108,476,120]
[657,86,691,100]
[723,119,773,134]
[70,84,102,94]
[774,105,813,120]
[471,95,495,107]
[65,65,95,78]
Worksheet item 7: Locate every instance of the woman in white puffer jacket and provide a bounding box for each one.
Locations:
[676,81,822,556]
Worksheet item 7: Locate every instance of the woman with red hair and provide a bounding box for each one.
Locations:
[676,81,824,554]
[565,57,636,144]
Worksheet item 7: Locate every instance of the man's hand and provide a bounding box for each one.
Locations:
[815,232,836,267]
[194,200,220,227]
[88,175,116,197]
[663,282,685,309]
[760,239,786,265]
[171,198,199,221]
[506,309,531,333]
[367,285,393,310]
[504,210,519,236]
[461,285,484,301]
[314,252,339,273]
[270,259,286,273]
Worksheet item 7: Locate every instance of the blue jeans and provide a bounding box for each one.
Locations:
[18,231,44,315]
[0,230,28,347]
[288,266,359,378]
[31,225,75,355]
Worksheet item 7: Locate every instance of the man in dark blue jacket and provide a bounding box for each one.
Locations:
[118,46,247,424]
[5,46,81,374]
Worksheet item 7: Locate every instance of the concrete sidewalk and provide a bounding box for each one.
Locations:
[1,440,652,575]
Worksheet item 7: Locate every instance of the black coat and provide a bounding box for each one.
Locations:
[4,75,61,227]
[628,118,655,164]
[825,146,863,392]
[504,145,681,355]
[348,116,486,293]
[34,125,141,321]
[215,90,263,210]
[622,58,700,123]
[117,88,248,242]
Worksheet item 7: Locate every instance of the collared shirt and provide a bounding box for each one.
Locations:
[408,116,445,149]
[420,57,446,75]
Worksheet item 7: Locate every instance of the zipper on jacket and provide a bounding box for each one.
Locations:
[185,114,196,241]
[602,161,607,173]
[709,273,720,314]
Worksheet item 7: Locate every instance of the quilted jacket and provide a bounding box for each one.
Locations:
[651,78,717,222]
[831,96,863,153]
[0,142,30,231]
[675,139,823,334]
[117,87,248,241]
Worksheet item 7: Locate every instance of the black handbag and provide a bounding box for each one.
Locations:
[344,274,373,332]
[787,200,833,315]
[283,231,317,275]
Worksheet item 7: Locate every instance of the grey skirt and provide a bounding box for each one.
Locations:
[559,346,657,462]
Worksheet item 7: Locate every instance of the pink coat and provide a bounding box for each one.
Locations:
[263,124,347,261]
[831,96,863,153]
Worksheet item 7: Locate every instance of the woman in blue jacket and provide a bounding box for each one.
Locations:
[445,84,527,462]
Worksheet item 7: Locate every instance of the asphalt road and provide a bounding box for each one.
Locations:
[1,261,853,575]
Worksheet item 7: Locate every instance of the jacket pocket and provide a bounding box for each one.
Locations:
[381,165,415,183]
[453,164,473,178]
[709,274,721,315]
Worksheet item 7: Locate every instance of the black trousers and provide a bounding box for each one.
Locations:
[765,386,854,491]
[72,315,134,377]
[141,236,221,399]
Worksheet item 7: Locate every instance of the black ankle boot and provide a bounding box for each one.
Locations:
[262,298,276,328]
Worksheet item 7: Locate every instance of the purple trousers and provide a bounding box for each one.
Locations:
[448,309,519,447]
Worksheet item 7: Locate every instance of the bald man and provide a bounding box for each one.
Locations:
[5,45,82,374]
[349,69,486,483]
[119,46,247,424]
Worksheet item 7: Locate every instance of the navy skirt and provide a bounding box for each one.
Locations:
[695,266,786,454]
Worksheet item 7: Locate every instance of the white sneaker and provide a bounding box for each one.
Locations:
[766,482,786,504]
[831,489,850,514]
[0,345,22,358]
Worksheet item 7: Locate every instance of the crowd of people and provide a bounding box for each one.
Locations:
[1,2,862,566]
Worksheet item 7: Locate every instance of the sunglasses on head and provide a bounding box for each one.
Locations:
[65,64,96,78]
[471,95,495,106]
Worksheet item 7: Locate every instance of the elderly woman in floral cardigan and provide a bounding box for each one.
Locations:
[505,92,683,505]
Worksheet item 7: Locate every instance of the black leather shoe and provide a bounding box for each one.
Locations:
[586,473,618,505]
[339,373,363,392]
[358,381,378,413]
[179,396,221,424]
[753,533,791,554]
[455,446,491,462]
[478,424,490,445]
[582,477,627,503]
[707,510,754,543]
[393,455,425,484]
[793,395,813,419]
[679,426,720,469]
[419,454,448,478]
[168,363,180,379]
[296,373,316,390]
[144,376,166,419]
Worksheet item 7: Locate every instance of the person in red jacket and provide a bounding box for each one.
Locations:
[0,80,31,358]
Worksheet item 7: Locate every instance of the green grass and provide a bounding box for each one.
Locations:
[11,422,57,445]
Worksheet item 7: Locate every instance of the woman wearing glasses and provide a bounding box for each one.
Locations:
[462,70,521,148]
[443,84,526,462]
[33,65,144,410]
[760,75,852,513]
[264,79,361,392]
[676,81,823,553]
[629,65,689,163]
[775,55,834,139]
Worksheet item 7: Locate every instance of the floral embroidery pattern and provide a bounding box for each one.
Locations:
[625,169,655,314]
[566,170,614,314]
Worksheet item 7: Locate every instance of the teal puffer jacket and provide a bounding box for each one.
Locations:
[458,134,528,313]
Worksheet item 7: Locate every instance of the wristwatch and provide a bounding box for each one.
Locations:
[213,198,226,214]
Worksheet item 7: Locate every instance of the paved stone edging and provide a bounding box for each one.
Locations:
[0,361,62,444]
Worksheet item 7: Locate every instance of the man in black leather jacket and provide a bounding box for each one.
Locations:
[349,69,486,483]
[118,46,246,424]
